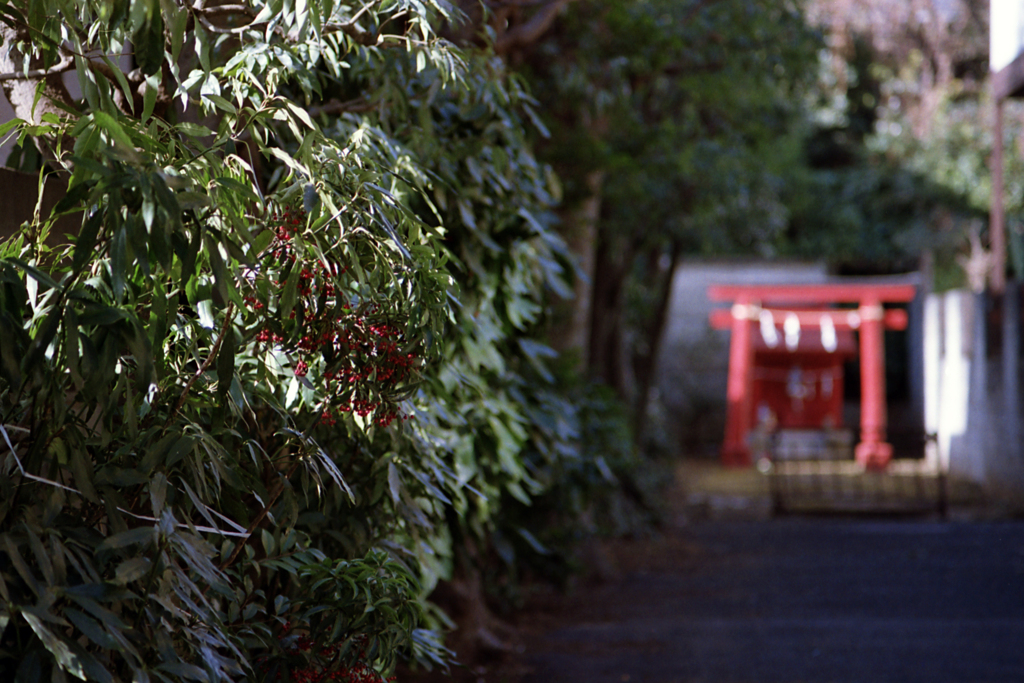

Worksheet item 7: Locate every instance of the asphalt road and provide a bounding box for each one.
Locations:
[520,519,1024,683]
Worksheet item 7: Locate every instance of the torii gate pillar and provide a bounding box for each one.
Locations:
[721,296,756,467]
[855,300,892,469]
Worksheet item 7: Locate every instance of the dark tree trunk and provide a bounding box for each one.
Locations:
[631,240,681,446]
[588,234,636,398]
[548,171,604,369]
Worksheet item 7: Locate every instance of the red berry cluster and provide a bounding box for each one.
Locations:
[286,660,395,683]
[247,206,418,428]
[312,315,417,428]
[271,206,305,259]
[262,624,397,683]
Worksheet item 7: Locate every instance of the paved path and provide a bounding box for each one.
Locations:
[520,519,1024,683]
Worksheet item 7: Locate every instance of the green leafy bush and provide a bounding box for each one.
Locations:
[0,1,634,680]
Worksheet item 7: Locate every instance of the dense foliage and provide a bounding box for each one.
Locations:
[788,0,999,280]
[0,1,634,681]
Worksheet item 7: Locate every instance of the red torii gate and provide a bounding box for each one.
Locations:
[708,282,916,470]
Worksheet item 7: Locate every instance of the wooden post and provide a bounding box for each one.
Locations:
[722,297,755,467]
[855,300,893,469]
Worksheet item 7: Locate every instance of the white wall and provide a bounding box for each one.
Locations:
[991,0,1024,72]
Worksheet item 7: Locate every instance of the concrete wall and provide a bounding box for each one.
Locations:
[926,285,1024,501]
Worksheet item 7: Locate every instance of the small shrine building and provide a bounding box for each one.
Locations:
[708,282,916,470]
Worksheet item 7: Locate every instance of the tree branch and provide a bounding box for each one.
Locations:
[218,457,299,571]
[492,0,577,54]
[166,301,236,424]
[0,24,77,167]
[307,97,376,117]
[190,0,382,44]
[0,54,74,81]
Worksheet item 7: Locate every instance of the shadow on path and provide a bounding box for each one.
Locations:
[406,461,1024,683]
[514,518,1024,683]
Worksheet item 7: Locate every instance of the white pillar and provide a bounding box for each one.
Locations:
[923,293,942,471]
[940,290,982,482]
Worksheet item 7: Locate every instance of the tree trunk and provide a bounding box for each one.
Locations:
[588,234,635,398]
[428,536,516,665]
[549,170,604,369]
[631,240,681,447]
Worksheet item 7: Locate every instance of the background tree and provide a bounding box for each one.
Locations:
[509,0,821,446]
[796,0,1011,283]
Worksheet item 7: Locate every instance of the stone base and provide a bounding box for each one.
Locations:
[855,441,893,470]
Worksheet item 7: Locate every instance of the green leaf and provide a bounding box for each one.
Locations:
[3,535,40,596]
[22,304,62,376]
[165,436,196,468]
[177,123,214,138]
[387,461,401,504]
[204,94,237,115]
[21,611,92,682]
[132,0,164,76]
[114,557,152,585]
[52,180,92,216]
[278,260,301,321]
[149,471,168,513]
[194,20,211,71]
[64,608,118,650]
[0,117,24,139]
[94,466,149,487]
[213,176,261,206]
[73,210,103,273]
[68,446,99,504]
[9,258,61,291]
[204,236,231,304]
[261,529,276,557]
[170,8,188,62]
[283,100,316,131]
[196,299,214,329]
[110,223,127,300]
[96,526,154,551]
[101,54,135,115]
[176,191,210,211]
[92,111,134,152]
[77,305,127,326]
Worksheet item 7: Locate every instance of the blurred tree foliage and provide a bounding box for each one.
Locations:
[795,0,1024,283]
[512,0,821,444]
